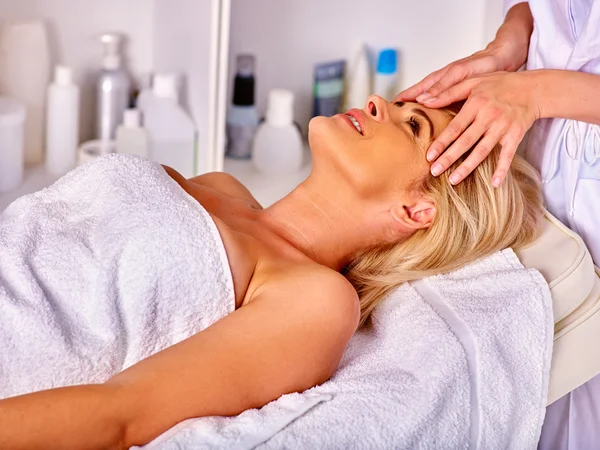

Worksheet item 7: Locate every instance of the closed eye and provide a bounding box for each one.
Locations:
[393,102,435,142]
[409,116,421,137]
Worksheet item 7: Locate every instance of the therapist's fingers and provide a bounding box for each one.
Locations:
[429,119,488,179]
[400,54,499,104]
[395,66,449,102]
[447,129,503,185]
[420,78,479,109]
[427,109,476,174]
[420,58,492,101]
[492,132,522,187]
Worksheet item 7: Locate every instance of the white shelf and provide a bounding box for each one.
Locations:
[0,148,312,213]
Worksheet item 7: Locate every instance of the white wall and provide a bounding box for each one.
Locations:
[0,0,155,141]
[228,0,493,132]
[484,0,505,45]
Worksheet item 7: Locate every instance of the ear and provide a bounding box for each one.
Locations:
[390,198,436,231]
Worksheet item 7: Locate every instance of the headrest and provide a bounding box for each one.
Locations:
[515,212,597,323]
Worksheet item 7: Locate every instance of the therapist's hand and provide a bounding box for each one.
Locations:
[419,71,542,187]
[396,2,532,104]
[395,47,514,104]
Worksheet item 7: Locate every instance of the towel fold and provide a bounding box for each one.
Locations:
[140,249,553,450]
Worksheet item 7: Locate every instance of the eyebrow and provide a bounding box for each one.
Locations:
[393,101,435,141]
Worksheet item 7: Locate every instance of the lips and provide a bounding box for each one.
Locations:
[344,109,366,136]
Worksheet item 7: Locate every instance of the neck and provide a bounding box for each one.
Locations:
[259,179,391,271]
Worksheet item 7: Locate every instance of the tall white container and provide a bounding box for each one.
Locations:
[252,89,303,175]
[46,66,80,176]
[0,21,50,165]
[0,97,26,192]
[138,73,196,177]
[344,45,372,110]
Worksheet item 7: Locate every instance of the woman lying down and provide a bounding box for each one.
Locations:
[0,95,543,449]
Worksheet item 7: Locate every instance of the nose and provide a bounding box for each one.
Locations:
[364,95,387,123]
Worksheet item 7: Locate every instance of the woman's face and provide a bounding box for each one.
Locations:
[308,96,452,202]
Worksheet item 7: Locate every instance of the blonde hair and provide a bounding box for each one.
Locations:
[344,105,544,328]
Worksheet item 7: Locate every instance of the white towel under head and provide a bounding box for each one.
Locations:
[139,249,553,450]
[0,154,235,398]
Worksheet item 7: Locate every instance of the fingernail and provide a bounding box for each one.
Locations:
[426,150,438,162]
[431,164,443,177]
[449,173,461,185]
[423,96,437,104]
[416,93,431,102]
[492,176,502,188]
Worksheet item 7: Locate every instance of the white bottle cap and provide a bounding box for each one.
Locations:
[100,33,123,70]
[54,65,73,86]
[266,89,295,127]
[152,73,179,101]
[123,108,141,128]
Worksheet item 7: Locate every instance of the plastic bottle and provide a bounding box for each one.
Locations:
[0,97,26,192]
[313,60,345,117]
[252,89,303,175]
[0,21,50,165]
[226,54,259,159]
[96,33,132,141]
[137,73,196,177]
[116,109,149,158]
[46,66,80,176]
[373,49,399,100]
[344,45,372,110]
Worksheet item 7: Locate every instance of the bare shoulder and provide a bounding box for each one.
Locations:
[163,165,262,208]
[252,263,360,341]
[243,262,360,381]
[190,171,262,208]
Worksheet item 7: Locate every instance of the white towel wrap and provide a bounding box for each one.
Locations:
[0,154,235,398]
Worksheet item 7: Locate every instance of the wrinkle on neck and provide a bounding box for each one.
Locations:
[259,180,399,271]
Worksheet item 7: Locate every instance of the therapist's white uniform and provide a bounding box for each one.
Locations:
[503,0,600,448]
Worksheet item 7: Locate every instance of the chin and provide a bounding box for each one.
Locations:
[308,115,346,152]
[308,115,329,138]
[306,116,326,153]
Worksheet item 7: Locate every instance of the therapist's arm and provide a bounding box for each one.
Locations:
[536,70,600,125]
[396,2,533,102]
